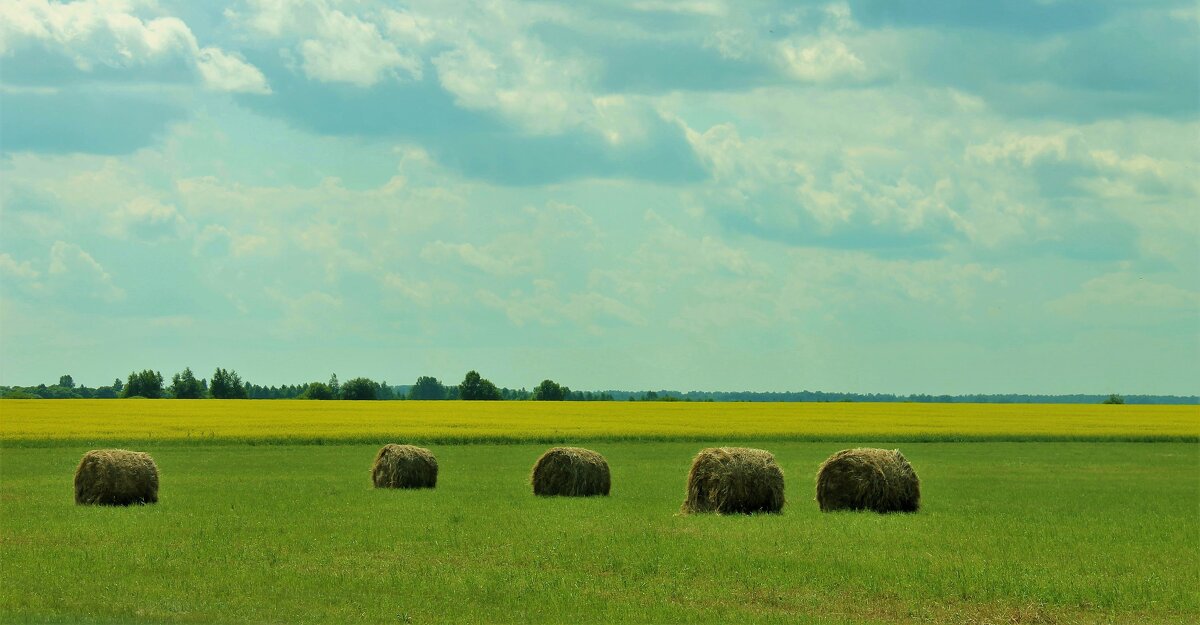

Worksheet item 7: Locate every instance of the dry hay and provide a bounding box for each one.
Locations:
[74,449,159,506]
[371,444,438,489]
[815,447,920,513]
[531,447,611,497]
[681,447,785,514]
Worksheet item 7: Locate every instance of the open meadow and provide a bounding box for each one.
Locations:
[1,401,1198,624]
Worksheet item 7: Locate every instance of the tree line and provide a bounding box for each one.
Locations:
[2,374,1195,404]
[0,370,614,401]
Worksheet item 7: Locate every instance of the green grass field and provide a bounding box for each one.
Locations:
[2,441,1197,624]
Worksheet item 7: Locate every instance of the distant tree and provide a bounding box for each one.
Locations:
[58,375,75,389]
[533,379,567,401]
[122,370,164,399]
[1102,394,1125,405]
[328,373,340,399]
[93,386,118,399]
[459,370,501,401]
[409,376,447,400]
[112,378,124,394]
[170,367,203,399]
[341,377,380,400]
[501,386,531,400]
[376,381,396,400]
[210,368,248,399]
[301,382,334,400]
[2,389,40,399]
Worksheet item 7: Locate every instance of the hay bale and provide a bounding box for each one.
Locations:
[815,448,920,513]
[74,449,159,506]
[681,447,784,514]
[531,447,610,497]
[371,444,438,489]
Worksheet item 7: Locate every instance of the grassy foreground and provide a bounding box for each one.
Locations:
[2,400,1197,444]
[2,441,1197,624]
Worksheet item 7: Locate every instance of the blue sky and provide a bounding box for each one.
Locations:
[1,0,1197,394]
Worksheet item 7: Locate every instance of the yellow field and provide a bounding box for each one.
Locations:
[1,399,1196,443]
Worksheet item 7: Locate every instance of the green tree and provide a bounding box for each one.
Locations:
[409,376,447,400]
[58,375,74,389]
[377,381,396,400]
[122,370,164,398]
[328,373,340,399]
[211,368,248,399]
[113,378,124,394]
[300,382,334,400]
[170,367,203,399]
[1102,394,1125,405]
[459,370,501,401]
[93,386,118,399]
[533,379,567,401]
[341,377,380,400]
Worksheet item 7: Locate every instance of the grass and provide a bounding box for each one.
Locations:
[2,400,1197,445]
[2,441,1197,624]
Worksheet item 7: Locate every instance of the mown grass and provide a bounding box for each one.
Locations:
[2,400,1197,445]
[2,441,1197,624]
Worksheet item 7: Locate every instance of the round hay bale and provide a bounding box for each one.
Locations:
[815,448,920,513]
[74,449,159,506]
[371,444,438,489]
[681,447,784,514]
[531,447,610,497]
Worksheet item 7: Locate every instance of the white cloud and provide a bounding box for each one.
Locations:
[683,119,961,244]
[433,37,596,134]
[0,0,270,93]
[420,240,538,277]
[47,241,125,302]
[299,8,421,86]
[1050,272,1200,325]
[0,0,192,68]
[967,132,1077,166]
[778,37,865,82]
[235,0,421,86]
[105,196,187,241]
[706,29,752,60]
[383,9,435,46]
[0,253,41,281]
[476,282,646,332]
[631,0,727,17]
[197,47,271,93]
[265,287,343,338]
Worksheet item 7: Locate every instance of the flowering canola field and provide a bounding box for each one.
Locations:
[1,399,1195,444]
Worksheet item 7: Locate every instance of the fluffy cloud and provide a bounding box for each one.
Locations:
[683,120,963,252]
[1,1,1195,393]
[0,253,41,281]
[298,8,421,86]
[197,47,271,94]
[1050,271,1200,328]
[105,197,187,241]
[47,241,125,303]
[0,0,269,93]
[433,38,597,134]
[777,37,866,82]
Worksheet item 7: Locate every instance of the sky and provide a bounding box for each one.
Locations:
[0,0,1197,395]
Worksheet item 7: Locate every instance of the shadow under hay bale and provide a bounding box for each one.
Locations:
[371,444,438,489]
[74,449,159,506]
[531,447,611,497]
[816,448,920,513]
[682,447,784,514]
